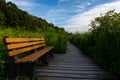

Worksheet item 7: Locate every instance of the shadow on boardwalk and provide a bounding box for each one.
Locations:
[36,42,118,80]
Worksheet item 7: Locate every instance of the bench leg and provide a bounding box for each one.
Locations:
[48,50,54,58]
[41,54,49,66]
[6,63,18,78]
[18,63,37,80]
[6,57,18,78]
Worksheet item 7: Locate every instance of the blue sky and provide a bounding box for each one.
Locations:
[6,0,120,33]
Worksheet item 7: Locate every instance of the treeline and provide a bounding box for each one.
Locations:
[0,0,68,79]
[0,27,67,79]
[69,10,120,77]
[0,0,64,32]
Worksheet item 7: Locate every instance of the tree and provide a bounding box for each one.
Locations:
[89,10,120,76]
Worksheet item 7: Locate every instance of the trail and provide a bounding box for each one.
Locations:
[36,42,118,80]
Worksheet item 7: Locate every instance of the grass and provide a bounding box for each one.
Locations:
[69,32,120,77]
[0,26,68,79]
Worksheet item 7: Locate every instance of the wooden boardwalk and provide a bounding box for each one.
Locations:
[36,42,118,80]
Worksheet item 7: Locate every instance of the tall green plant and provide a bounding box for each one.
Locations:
[0,26,68,79]
[69,10,120,77]
[44,32,67,53]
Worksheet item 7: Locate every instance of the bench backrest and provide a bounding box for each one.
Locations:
[4,37,45,57]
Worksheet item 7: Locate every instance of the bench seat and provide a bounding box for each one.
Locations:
[3,36,54,79]
[15,46,54,63]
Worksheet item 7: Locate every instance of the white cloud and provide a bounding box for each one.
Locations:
[6,0,12,2]
[59,0,69,2]
[64,1,120,33]
[75,2,91,11]
[87,2,91,5]
[5,0,37,7]
[75,5,85,9]
[43,9,69,26]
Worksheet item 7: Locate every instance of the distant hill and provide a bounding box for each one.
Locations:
[0,0,64,32]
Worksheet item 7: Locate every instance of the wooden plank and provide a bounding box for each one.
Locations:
[39,77,100,80]
[36,69,108,75]
[5,38,45,43]
[7,41,45,50]
[36,67,103,71]
[15,46,54,63]
[39,77,101,80]
[47,65,99,68]
[8,44,45,56]
[35,43,118,80]
[37,72,116,79]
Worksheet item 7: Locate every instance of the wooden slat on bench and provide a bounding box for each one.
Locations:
[8,44,45,56]
[7,41,45,50]
[5,38,44,43]
[15,46,54,63]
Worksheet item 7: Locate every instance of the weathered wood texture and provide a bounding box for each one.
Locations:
[5,38,45,56]
[4,37,54,63]
[36,42,118,80]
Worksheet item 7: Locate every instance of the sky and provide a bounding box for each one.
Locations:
[5,0,120,33]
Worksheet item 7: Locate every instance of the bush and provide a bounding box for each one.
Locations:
[0,27,68,79]
[69,10,120,77]
[44,32,67,53]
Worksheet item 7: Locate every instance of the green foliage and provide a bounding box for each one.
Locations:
[55,34,67,53]
[69,10,120,77]
[0,1,68,79]
[0,26,67,79]
[0,10,5,25]
[0,0,65,32]
[45,32,67,53]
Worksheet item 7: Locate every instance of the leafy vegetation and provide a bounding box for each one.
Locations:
[0,0,65,32]
[45,32,67,53]
[0,27,67,79]
[69,10,120,77]
[0,0,67,79]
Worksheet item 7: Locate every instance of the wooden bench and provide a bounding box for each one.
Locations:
[3,36,54,79]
